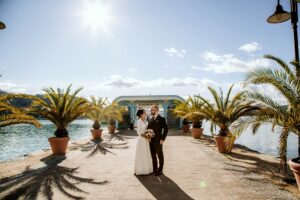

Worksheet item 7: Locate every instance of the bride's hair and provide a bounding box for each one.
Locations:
[136,109,145,118]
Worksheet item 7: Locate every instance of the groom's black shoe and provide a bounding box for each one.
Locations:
[154,170,163,176]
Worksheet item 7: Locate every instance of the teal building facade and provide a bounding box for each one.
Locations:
[114,95,185,129]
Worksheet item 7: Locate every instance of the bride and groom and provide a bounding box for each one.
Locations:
[134,105,168,176]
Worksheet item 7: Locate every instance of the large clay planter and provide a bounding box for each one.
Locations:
[48,137,70,155]
[289,157,300,191]
[108,125,116,134]
[182,125,190,133]
[214,135,226,153]
[214,135,233,153]
[90,129,103,139]
[191,128,203,139]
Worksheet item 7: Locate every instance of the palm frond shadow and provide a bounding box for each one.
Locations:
[106,133,132,143]
[225,152,296,183]
[0,155,107,200]
[79,138,129,157]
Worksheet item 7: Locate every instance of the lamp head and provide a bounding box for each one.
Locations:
[0,21,6,29]
[267,0,291,23]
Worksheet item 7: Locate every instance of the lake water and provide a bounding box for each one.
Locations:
[0,120,96,162]
[0,120,298,162]
[202,122,298,159]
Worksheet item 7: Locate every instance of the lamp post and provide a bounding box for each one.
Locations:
[267,0,300,156]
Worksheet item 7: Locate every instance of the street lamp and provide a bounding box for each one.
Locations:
[267,0,299,74]
[267,0,300,156]
[267,0,291,23]
[0,21,5,29]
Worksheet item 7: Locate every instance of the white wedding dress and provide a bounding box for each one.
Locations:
[134,119,153,175]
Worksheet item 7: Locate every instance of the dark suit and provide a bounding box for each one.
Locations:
[148,114,168,171]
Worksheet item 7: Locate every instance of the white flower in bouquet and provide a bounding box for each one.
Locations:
[144,129,155,138]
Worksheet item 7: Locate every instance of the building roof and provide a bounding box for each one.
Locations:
[114,95,185,103]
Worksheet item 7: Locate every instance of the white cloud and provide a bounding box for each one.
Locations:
[0,81,29,93]
[164,47,187,58]
[88,76,267,101]
[176,66,184,70]
[238,42,262,53]
[93,75,219,91]
[200,51,270,73]
[202,51,224,62]
[128,68,137,72]
[94,75,141,89]
[191,65,201,70]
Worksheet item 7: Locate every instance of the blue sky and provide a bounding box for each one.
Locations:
[0,0,297,100]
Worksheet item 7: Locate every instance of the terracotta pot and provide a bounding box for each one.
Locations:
[214,135,233,153]
[48,137,70,155]
[214,135,226,153]
[182,125,190,133]
[90,129,103,139]
[191,128,203,139]
[108,125,116,134]
[289,157,300,191]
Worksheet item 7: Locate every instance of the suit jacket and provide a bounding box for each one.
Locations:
[148,114,168,143]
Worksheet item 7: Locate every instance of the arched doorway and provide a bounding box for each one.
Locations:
[114,95,184,129]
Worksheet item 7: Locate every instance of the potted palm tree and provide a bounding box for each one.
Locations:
[0,94,41,128]
[196,85,258,153]
[241,55,300,185]
[191,118,203,139]
[182,118,190,133]
[174,96,204,138]
[105,101,125,134]
[30,85,91,155]
[108,119,117,134]
[86,96,108,139]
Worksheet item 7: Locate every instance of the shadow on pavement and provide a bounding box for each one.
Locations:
[0,155,107,200]
[77,138,129,157]
[136,174,193,200]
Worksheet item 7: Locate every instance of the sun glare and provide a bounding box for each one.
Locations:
[79,1,113,34]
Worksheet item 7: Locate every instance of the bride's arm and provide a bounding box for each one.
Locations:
[137,120,146,137]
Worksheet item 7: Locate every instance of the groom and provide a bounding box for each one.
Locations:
[148,105,168,176]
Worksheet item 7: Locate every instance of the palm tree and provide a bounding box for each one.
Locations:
[105,101,125,123]
[173,96,204,128]
[241,55,300,175]
[85,96,108,129]
[235,91,300,175]
[86,98,125,134]
[0,94,40,128]
[105,101,126,134]
[30,85,91,137]
[105,101,125,125]
[196,85,259,152]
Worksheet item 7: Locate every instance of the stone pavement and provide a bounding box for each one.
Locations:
[0,129,297,200]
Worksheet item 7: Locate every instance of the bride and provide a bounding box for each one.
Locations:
[134,109,153,175]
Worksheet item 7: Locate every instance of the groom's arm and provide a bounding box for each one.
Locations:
[161,117,168,141]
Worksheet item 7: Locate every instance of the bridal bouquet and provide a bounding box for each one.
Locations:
[144,129,155,138]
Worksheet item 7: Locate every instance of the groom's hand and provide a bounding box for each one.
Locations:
[160,140,164,145]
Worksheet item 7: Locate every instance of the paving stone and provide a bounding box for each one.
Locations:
[0,130,298,200]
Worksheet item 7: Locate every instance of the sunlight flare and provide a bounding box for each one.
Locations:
[79,0,114,34]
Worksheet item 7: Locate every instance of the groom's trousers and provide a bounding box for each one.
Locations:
[150,141,164,171]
